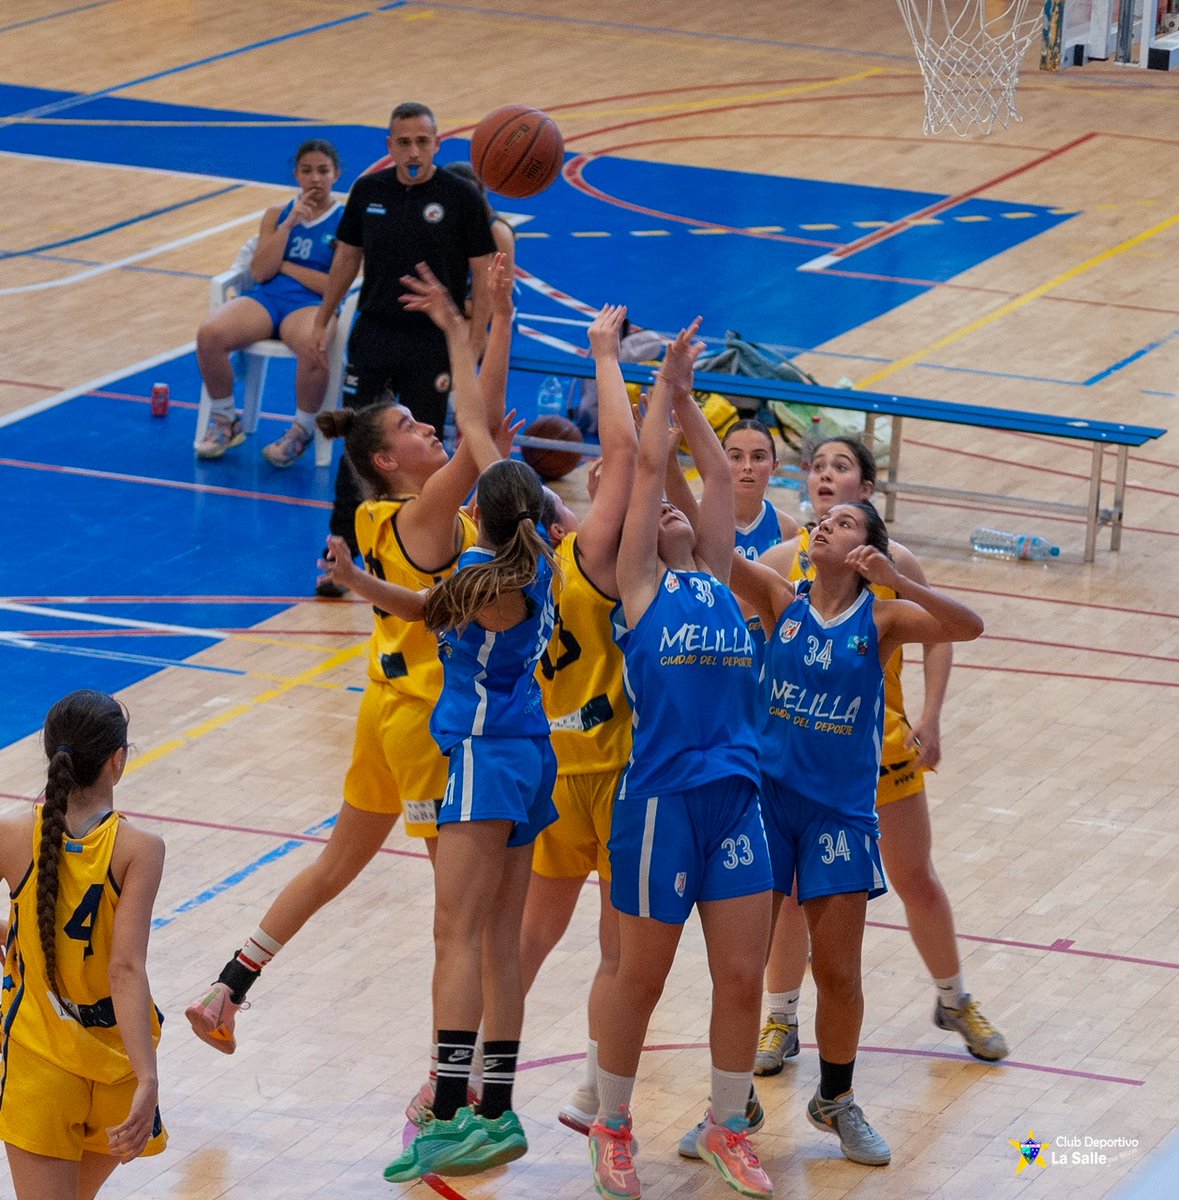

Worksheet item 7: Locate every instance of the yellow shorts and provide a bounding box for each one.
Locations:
[0,1039,167,1161]
[877,709,926,807]
[531,769,621,880]
[343,683,448,838]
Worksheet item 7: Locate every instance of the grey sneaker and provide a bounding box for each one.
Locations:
[806,1087,890,1166]
[678,1088,765,1159]
[261,421,313,467]
[934,994,1009,1061]
[754,1014,800,1076]
[195,412,244,459]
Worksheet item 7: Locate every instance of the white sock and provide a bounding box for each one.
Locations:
[934,973,966,1008]
[585,1039,599,1094]
[470,1038,484,1094]
[596,1067,636,1124]
[766,989,801,1021]
[293,409,317,435]
[711,1066,753,1127]
[238,927,283,971]
[208,395,235,418]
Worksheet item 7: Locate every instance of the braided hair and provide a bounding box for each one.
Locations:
[39,690,128,996]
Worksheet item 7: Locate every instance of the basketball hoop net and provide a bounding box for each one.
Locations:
[895,0,1043,136]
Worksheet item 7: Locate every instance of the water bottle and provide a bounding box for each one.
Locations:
[970,527,1060,561]
[536,376,567,421]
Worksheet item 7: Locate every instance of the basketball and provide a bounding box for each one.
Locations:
[471,104,564,199]
[521,415,584,481]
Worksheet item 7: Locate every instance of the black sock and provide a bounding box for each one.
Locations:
[216,958,259,1005]
[479,1040,520,1120]
[435,1029,478,1120]
[819,1056,855,1101]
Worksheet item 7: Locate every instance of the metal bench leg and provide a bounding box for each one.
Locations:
[885,415,903,522]
[1084,443,1102,563]
[1111,445,1128,552]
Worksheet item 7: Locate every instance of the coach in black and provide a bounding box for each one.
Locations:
[312,101,496,581]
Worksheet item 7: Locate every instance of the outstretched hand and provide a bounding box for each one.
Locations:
[844,544,900,589]
[318,536,360,589]
[487,251,514,320]
[657,316,705,395]
[588,304,627,358]
[400,261,466,333]
[496,408,526,458]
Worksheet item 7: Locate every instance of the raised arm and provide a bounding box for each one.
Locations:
[850,546,984,663]
[575,304,639,597]
[467,251,495,361]
[616,361,677,628]
[474,253,514,431]
[729,552,796,635]
[664,320,735,582]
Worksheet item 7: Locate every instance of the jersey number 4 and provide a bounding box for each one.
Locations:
[64,883,104,958]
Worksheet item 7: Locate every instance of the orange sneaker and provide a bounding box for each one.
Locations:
[185,981,242,1054]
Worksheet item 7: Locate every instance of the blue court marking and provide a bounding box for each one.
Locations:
[410,1,915,60]
[0,183,241,260]
[17,252,214,281]
[152,814,339,928]
[1083,329,1179,386]
[0,1,116,35]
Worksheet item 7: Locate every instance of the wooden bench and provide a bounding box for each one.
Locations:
[511,353,1167,563]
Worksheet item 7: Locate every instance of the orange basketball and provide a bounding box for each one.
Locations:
[471,105,564,199]
[521,415,584,481]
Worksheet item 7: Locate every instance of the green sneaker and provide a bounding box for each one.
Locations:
[474,1109,529,1168]
[383,1107,489,1181]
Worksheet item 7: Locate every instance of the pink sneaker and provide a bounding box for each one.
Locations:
[588,1108,640,1200]
[695,1110,774,1198]
[195,412,245,460]
[185,981,242,1054]
[405,1076,481,1126]
[261,421,313,467]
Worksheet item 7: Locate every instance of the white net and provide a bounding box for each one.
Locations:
[896,0,1043,136]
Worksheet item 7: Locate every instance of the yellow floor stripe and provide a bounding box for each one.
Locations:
[857,210,1179,390]
[125,643,364,775]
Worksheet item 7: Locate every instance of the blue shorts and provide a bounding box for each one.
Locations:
[243,275,322,334]
[439,736,558,849]
[761,776,886,904]
[609,775,772,924]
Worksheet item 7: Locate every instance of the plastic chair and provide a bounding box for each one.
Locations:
[193,263,359,468]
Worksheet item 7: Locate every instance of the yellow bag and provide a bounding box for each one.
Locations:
[625,368,738,450]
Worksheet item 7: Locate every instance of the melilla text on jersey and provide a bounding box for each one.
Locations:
[658,622,755,669]
[767,680,863,735]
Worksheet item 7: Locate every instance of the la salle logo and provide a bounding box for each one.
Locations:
[1008,1130,1050,1175]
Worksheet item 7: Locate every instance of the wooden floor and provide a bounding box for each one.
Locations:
[2,2,1178,1197]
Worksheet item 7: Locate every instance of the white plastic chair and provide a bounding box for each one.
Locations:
[193,260,359,468]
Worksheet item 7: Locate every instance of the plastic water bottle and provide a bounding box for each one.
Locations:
[970,527,1060,561]
[536,375,566,420]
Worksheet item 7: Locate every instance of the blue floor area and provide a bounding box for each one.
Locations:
[0,79,1076,747]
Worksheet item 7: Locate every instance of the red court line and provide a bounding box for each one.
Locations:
[0,791,430,861]
[952,661,1179,687]
[517,1043,1143,1088]
[6,595,359,604]
[0,457,332,509]
[939,583,1179,621]
[0,377,57,391]
[815,132,1098,265]
[11,628,363,639]
[983,633,1179,667]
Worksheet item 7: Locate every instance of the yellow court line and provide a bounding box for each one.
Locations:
[857,211,1179,390]
[125,643,364,776]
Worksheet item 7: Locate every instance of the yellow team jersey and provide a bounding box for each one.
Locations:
[2,809,161,1086]
[538,534,632,776]
[355,497,477,700]
[788,527,906,722]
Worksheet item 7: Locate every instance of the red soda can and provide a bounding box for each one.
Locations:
[150,382,170,417]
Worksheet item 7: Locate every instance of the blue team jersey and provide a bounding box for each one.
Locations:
[760,580,883,826]
[735,500,783,561]
[430,549,555,753]
[278,199,342,274]
[614,569,760,799]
